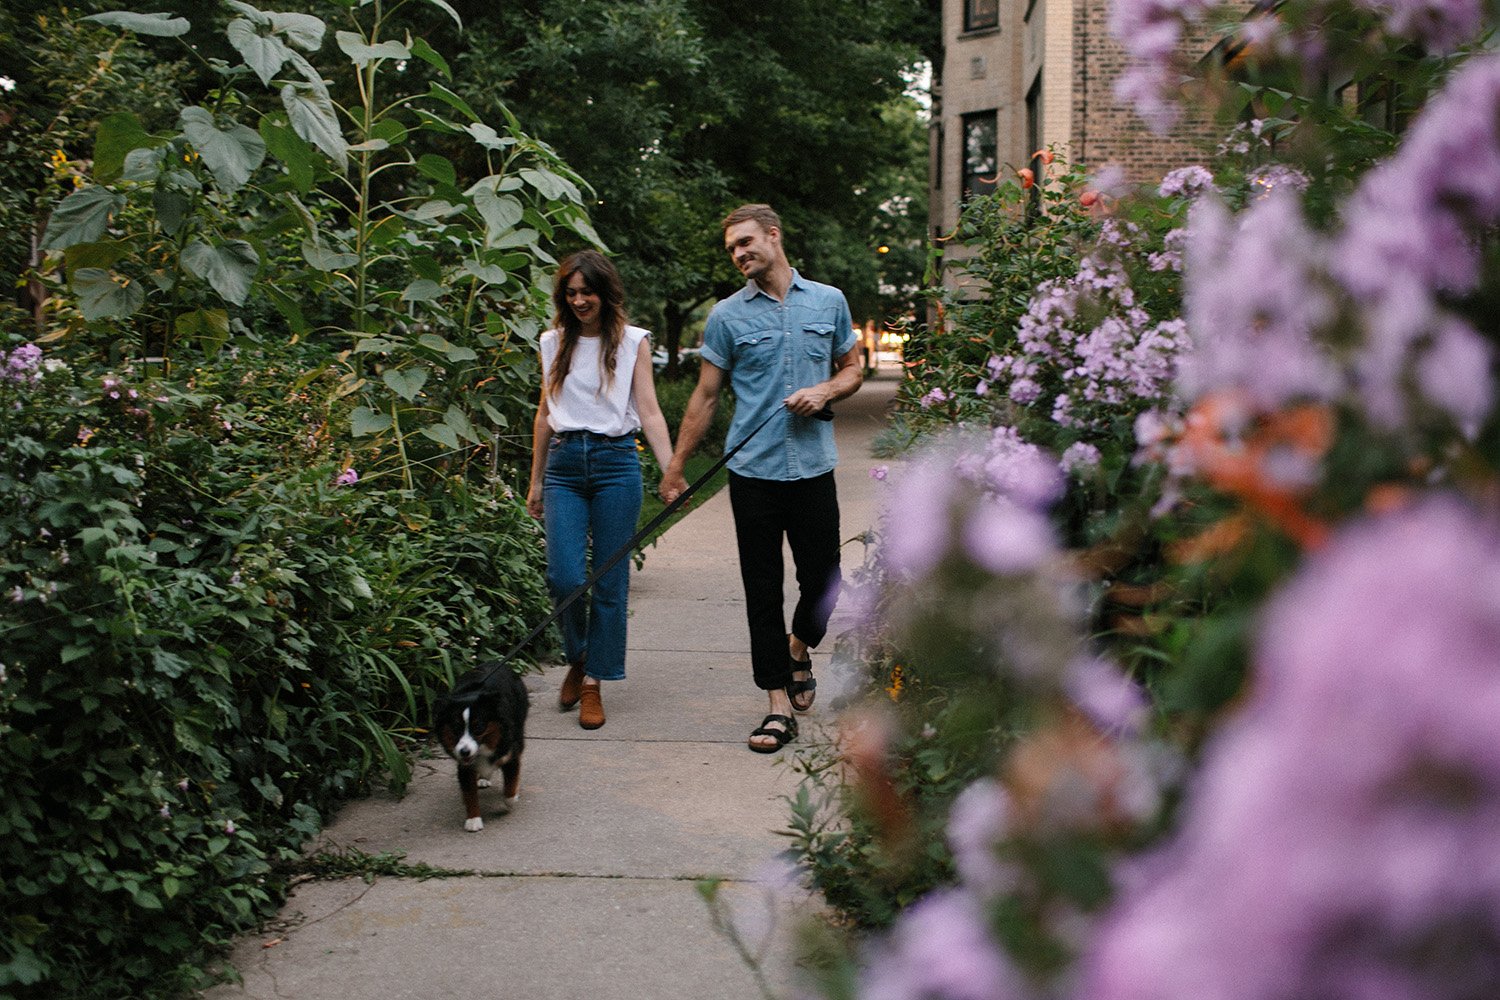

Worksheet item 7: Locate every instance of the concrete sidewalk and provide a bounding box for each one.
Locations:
[203,371,899,1000]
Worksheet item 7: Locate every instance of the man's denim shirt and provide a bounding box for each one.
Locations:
[700,269,857,481]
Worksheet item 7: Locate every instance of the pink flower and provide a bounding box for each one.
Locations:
[335,468,359,487]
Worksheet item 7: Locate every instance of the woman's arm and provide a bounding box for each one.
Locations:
[630,337,675,486]
[526,387,551,519]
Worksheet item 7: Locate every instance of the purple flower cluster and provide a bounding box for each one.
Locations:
[1082,497,1500,1000]
[1245,163,1310,201]
[1156,165,1216,201]
[919,387,953,409]
[1332,53,1500,434]
[1355,0,1488,52]
[999,253,1187,432]
[883,430,1062,581]
[1110,0,1486,130]
[3,343,42,386]
[860,890,1031,1000]
[1178,190,1343,411]
[1107,0,1219,131]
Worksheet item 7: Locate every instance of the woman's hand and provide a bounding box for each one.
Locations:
[526,484,544,519]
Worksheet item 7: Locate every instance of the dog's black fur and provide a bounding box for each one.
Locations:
[432,664,529,831]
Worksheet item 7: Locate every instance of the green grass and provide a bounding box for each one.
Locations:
[633,451,730,564]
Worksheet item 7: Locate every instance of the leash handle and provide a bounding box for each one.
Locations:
[481,403,833,680]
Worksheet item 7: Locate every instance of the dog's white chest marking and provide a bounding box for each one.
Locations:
[454,707,480,761]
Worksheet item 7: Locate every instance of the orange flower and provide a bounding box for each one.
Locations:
[1018,167,1035,188]
[1030,148,1055,165]
[1167,512,1253,564]
[1080,190,1099,207]
[1176,392,1333,550]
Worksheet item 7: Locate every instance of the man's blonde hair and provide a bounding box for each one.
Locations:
[721,203,781,234]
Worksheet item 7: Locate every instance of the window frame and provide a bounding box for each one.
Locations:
[960,110,998,204]
[964,0,999,33]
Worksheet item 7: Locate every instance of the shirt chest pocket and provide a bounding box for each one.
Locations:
[734,330,780,371]
[803,323,835,363]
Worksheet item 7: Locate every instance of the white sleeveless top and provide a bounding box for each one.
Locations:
[540,325,650,437]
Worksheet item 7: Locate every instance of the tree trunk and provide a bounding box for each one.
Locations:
[663,300,685,380]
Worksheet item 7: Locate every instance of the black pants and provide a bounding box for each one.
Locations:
[728,471,842,691]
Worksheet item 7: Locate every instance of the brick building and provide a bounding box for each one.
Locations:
[928,0,1233,253]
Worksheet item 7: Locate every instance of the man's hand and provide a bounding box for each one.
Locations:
[660,468,688,504]
[784,384,831,417]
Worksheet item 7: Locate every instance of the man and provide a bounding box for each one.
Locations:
[661,204,863,753]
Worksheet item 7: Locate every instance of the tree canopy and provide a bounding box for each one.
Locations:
[451,0,935,370]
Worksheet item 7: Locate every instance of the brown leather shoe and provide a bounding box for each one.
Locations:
[578,685,605,730]
[558,662,586,711]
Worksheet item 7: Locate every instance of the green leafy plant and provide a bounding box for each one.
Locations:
[41,0,601,490]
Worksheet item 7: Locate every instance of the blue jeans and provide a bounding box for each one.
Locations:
[543,432,642,681]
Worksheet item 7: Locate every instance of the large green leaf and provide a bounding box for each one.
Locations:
[264,284,309,334]
[83,11,190,36]
[417,0,462,29]
[227,18,293,86]
[174,307,231,352]
[121,146,165,182]
[281,85,347,169]
[181,240,259,305]
[335,30,410,66]
[410,37,451,79]
[350,406,393,437]
[61,241,132,283]
[225,0,325,50]
[41,187,125,251]
[426,83,479,123]
[402,200,460,222]
[153,187,192,235]
[419,334,478,363]
[461,260,509,285]
[465,123,512,151]
[268,10,325,50]
[93,113,159,184]
[401,278,444,302]
[301,240,358,271]
[520,166,579,203]
[71,268,145,320]
[415,154,456,188]
[444,405,482,443]
[419,424,461,449]
[382,368,429,401]
[470,184,524,243]
[260,119,317,193]
[179,107,266,193]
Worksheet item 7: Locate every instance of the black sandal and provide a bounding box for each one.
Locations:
[787,655,817,713]
[748,714,798,753]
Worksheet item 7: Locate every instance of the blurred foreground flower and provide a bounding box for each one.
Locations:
[1083,496,1500,1000]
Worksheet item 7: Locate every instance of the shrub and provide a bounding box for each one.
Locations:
[0,341,549,997]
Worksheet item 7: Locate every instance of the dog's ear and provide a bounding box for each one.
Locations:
[429,695,449,740]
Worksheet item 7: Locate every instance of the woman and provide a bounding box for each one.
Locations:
[526,250,674,730]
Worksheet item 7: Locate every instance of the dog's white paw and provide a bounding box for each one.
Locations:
[477,777,491,788]
[464,816,484,832]
[505,793,520,805]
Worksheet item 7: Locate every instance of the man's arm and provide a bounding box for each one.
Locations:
[660,361,726,502]
[784,345,863,416]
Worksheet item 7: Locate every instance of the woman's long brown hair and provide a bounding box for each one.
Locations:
[547,250,628,402]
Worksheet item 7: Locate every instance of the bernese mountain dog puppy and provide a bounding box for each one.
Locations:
[432,664,529,831]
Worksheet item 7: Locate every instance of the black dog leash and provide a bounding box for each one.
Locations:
[476,402,834,685]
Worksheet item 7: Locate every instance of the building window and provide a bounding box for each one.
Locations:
[1025,76,1043,214]
[960,111,997,203]
[965,0,999,32]
[933,121,944,189]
